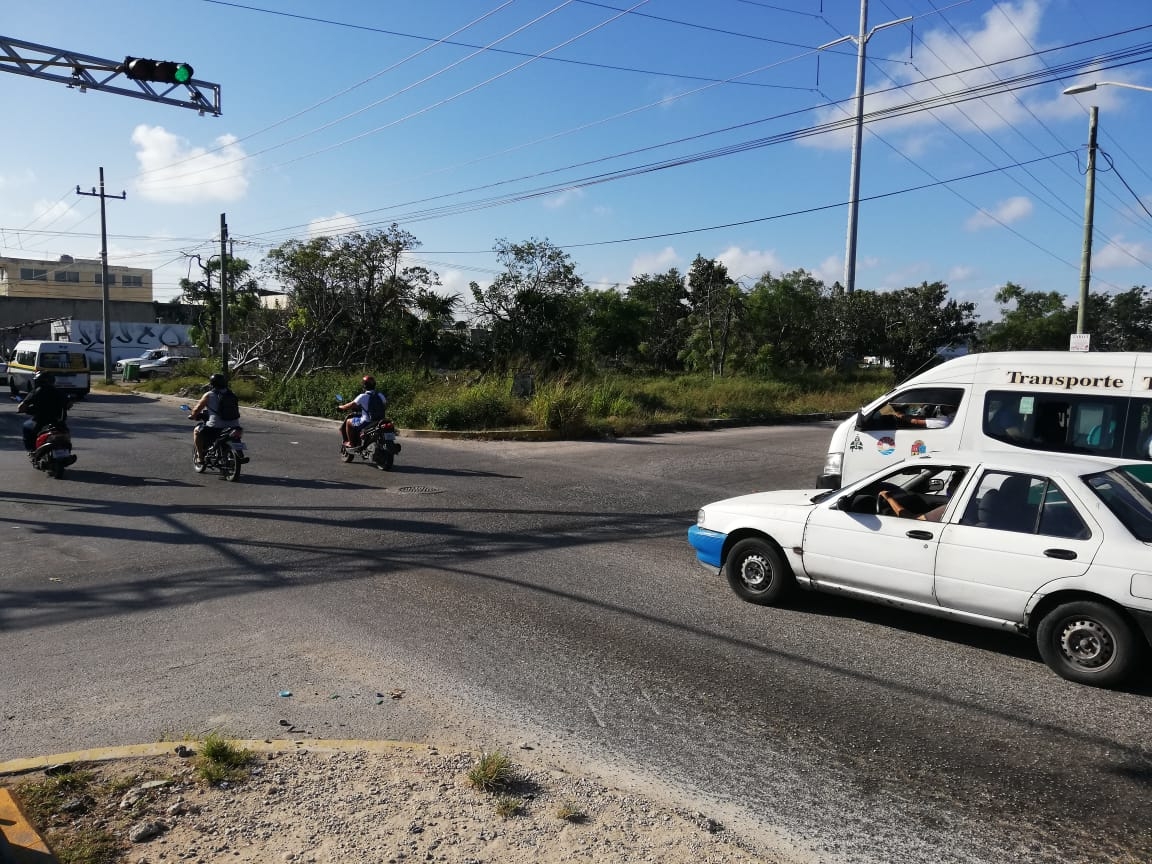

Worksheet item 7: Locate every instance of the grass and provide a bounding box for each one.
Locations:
[555,800,588,823]
[132,367,891,438]
[494,794,524,819]
[466,751,514,794]
[12,767,123,864]
[194,732,253,785]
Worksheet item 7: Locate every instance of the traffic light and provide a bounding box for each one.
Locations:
[122,57,194,84]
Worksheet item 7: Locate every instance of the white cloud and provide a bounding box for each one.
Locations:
[716,246,783,282]
[630,246,681,277]
[133,125,250,203]
[965,196,1032,230]
[307,213,360,239]
[814,255,842,285]
[543,188,585,209]
[438,268,483,301]
[948,264,976,282]
[1094,236,1149,270]
[805,1,1049,150]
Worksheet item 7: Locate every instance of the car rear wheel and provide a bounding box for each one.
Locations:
[724,538,793,605]
[1035,601,1143,688]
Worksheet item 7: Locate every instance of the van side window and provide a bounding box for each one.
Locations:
[859,387,965,431]
[985,391,1149,461]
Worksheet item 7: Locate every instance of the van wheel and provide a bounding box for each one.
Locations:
[724,538,793,606]
[1035,601,1143,688]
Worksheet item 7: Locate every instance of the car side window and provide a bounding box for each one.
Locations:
[960,471,1089,538]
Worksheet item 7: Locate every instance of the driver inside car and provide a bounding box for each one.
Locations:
[878,469,967,522]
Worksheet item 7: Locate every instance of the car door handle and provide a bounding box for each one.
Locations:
[906,530,934,540]
[1044,548,1077,560]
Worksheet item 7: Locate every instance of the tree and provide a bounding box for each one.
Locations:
[872,282,977,379]
[573,287,648,372]
[409,288,463,375]
[982,283,1075,351]
[263,225,435,380]
[682,256,743,377]
[177,254,261,361]
[742,269,830,371]
[468,238,584,373]
[627,269,689,371]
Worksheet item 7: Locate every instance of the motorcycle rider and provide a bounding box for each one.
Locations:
[337,375,387,448]
[17,371,70,452]
[189,373,241,466]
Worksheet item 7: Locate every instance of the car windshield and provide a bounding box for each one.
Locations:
[1083,464,1152,542]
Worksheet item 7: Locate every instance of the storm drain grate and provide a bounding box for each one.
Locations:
[394,485,444,495]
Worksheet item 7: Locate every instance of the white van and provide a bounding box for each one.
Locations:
[7,340,92,398]
[819,351,1152,489]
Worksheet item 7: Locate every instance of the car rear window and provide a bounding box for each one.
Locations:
[1084,465,1152,542]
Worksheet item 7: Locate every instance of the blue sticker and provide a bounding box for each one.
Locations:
[911,439,927,455]
[877,436,895,456]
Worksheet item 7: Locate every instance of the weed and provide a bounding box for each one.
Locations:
[50,825,123,864]
[12,769,123,864]
[467,751,514,794]
[15,768,96,826]
[194,733,253,785]
[494,794,524,819]
[555,800,588,823]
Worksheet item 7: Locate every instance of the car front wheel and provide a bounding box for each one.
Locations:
[1035,601,1143,688]
[724,538,793,605]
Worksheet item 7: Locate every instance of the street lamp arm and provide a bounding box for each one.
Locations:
[1063,80,1152,96]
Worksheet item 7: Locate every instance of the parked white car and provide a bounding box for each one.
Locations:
[689,450,1152,688]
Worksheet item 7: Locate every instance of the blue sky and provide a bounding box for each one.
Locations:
[2,0,1150,320]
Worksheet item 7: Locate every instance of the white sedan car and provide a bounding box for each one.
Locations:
[689,450,1152,688]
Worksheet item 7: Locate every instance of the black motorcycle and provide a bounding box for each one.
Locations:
[337,394,400,470]
[181,404,249,481]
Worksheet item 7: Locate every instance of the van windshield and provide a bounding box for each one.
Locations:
[1083,464,1152,542]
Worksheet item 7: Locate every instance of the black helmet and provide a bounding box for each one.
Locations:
[209,373,228,389]
[362,375,376,391]
[33,371,55,386]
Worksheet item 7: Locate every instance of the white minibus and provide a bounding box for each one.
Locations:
[819,351,1152,489]
[7,340,92,399]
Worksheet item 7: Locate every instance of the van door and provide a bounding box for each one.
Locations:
[843,386,966,484]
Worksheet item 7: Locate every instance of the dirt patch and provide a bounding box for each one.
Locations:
[4,743,788,863]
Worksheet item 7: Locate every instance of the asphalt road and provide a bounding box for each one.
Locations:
[2,392,1149,864]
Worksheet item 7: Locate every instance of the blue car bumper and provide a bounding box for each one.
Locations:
[687,525,726,569]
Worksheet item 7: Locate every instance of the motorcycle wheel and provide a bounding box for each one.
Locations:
[382,443,395,471]
[341,443,355,463]
[194,456,208,474]
[50,461,65,480]
[220,445,241,482]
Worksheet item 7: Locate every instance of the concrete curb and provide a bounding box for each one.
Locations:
[0,739,424,777]
[0,787,54,863]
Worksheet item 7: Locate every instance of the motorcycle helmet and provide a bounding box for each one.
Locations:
[33,371,55,386]
[209,373,228,389]
[362,375,376,391]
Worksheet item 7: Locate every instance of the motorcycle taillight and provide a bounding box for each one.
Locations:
[229,427,244,441]
[381,422,395,431]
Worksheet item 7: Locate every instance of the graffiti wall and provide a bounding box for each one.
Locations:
[51,319,194,367]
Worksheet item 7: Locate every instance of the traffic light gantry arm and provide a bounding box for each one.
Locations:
[0,34,221,116]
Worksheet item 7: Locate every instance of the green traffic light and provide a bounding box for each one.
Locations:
[174,64,193,84]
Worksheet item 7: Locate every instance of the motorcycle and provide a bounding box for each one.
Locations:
[29,420,77,479]
[181,404,249,481]
[337,394,400,471]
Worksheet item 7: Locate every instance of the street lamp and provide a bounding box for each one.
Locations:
[1063,81,1152,96]
[1061,80,1152,339]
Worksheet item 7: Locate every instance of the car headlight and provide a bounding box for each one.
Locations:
[697,508,706,527]
[822,451,843,476]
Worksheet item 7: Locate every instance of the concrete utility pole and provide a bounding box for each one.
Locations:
[220,213,229,379]
[819,0,911,294]
[1075,106,1098,336]
[76,168,126,383]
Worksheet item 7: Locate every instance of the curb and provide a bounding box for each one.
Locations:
[0,739,425,863]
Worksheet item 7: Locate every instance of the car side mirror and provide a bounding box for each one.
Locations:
[836,494,854,511]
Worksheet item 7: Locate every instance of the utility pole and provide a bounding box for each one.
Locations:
[819,1,911,294]
[220,213,229,379]
[76,167,126,383]
[1076,106,1098,336]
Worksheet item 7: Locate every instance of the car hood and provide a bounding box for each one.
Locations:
[703,488,823,519]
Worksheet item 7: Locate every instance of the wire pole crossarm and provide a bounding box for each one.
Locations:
[818,3,912,294]
[0,34,221,115]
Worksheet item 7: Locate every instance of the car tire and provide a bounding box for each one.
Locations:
[1035,600,1143,688]
[724,538,793,606]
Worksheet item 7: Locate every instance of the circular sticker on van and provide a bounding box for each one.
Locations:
[876,436,896,456]
[911,439,927,455]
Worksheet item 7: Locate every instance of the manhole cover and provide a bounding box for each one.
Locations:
[394,485,444,494]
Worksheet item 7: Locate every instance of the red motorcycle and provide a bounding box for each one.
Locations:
[30,421,77,479]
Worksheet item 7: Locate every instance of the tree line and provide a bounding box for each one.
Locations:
[161,225,1152,383]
